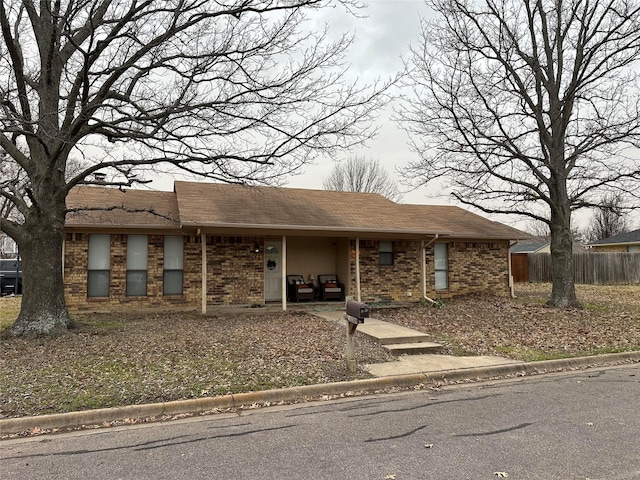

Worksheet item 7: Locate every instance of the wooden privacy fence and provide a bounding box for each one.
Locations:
[527,252,640,284]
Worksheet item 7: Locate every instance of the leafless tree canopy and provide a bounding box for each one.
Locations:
[398,0,640,307]
[0,0,393,334]
[0,0,392,229]
[323,155,402,201]
[585,193,631,242]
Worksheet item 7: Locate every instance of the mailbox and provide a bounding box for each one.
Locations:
[346,299,370,324]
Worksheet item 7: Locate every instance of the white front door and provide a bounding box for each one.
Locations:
[264,240,282,301]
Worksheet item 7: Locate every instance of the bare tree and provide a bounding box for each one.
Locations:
[525,219,550,241]
[323,155,402,201]
[398,0,640,307]
[0,0,393,335]
[526,217,587,245]
[585,193,631,242]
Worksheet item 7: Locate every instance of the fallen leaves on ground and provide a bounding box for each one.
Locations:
[0,309,392,418]
[372,284,640,361]
[0,283,638,418]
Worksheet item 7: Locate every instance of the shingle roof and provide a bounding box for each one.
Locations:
[66,186,179,228]
[589,228,640,246]
[174,181,413,232]
[64,181,528,239]
[400,204,527,239]
[510,242,549,253]
[174,181,527,238]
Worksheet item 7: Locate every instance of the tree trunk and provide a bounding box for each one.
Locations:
[10,212,72,336]
[547,208,580,308]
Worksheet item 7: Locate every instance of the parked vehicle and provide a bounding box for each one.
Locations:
[0,258,22,295]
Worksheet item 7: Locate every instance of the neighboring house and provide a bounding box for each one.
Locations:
[509,242,550,254]
[63,181,528,312]
[509,242,549,283]
[588,229,640,253]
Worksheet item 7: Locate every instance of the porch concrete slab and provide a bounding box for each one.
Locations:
[364,354,524,377]
[310,311,433,343]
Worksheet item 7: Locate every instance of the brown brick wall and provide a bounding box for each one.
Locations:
[65,233,509,311]
[205,236,264,305]
[66,234,202,312]
[64,233,265,311]
[348,239,510,303]
[63,233,89,310]
[349,239,423,303]
[445,241,510,297]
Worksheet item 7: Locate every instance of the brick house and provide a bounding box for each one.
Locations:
[63,181,527,312]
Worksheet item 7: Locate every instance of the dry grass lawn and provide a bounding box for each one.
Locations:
[1,283,638,419]
[374,283,640,361]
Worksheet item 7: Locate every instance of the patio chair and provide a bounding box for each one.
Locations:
[286,275,315,302]
[318,274,345,301]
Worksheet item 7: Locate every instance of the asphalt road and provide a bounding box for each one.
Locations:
[1,364,639,480]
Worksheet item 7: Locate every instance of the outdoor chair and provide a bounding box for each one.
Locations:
[318,274,345,301]
[286,275,315,302]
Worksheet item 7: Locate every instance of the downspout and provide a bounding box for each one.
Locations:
[508,240,518,298]
[355,237,361,302]
[421,234,439,305]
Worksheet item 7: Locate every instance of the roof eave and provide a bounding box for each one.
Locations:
[446,234,528,240]
[180,221,450,236]
[65,223,180,230]
[590,241,639,247]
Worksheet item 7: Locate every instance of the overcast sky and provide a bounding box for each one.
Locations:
[148,0,638,232]
[286,0,639,231]
[288,0,435,204]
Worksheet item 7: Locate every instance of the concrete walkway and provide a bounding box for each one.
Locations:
[310,309,523,376]
[364,354,523,376]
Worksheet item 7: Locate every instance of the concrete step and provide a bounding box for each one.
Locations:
[383,342,444,356]
[375,334,432,345]
[357,321,432,345]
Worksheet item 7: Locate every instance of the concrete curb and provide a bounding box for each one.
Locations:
[2,351,639,436]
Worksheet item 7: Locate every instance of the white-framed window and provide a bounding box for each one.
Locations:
[88,234,110,297]
[380,241,393,265]
[434,243,448,291]
[126,235,148,296]
[628,245,639,253]
[163,236,184,295]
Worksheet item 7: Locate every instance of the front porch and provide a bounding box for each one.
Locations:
[198,234,351,312]
[198,234,436,313]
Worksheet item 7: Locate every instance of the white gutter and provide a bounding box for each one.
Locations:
[181,221,448,236]
[588,241,638,248]
[508,240,518,298]
[65,224,180,230]
[355,238,361,302]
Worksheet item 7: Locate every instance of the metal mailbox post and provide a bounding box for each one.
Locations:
[345,300,370,373]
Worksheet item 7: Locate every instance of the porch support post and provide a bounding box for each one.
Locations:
[62,236,65,281]
[282,235,287,311]
[201,233,207,314]
[355,237,361,302]
[422,234,439,302]
[420,239,426,298]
